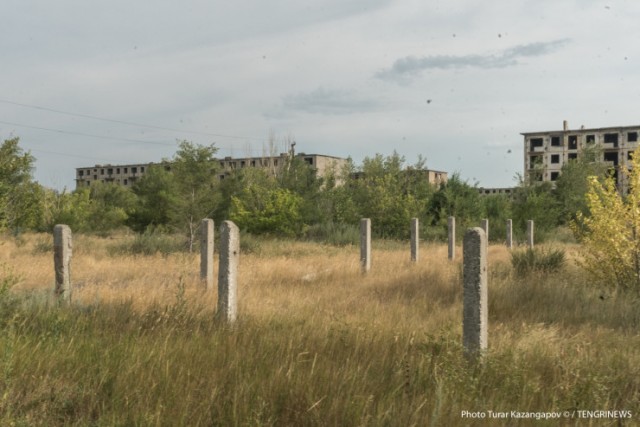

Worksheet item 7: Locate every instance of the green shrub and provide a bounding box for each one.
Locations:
[109,229,186,256]
[303,222,359,246]
[511,247,566,275]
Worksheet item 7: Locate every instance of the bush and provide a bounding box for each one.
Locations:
[109,229,186,256]
[303,222,359,246]
[511,247,566,276]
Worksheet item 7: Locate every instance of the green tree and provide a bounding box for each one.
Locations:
[573,152,640,292]
[427,173,482,238]
[554,145,608,224]
[346,152,427,239]
[128,164,180,233]
[230,186,304,236]
[0,137,43,230]
[511,176,560,241]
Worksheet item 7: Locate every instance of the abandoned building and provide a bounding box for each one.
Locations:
[75,153,350,190]
[522,121,640,192]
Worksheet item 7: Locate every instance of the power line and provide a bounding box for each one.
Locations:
[0,119,177,146]
[0,98,263,141]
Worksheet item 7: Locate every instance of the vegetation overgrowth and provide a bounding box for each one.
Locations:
[1,233,639,425]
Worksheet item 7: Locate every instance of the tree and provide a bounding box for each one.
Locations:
[510,176,560,241]
[128,141,220,250]
[573,152,640,292]
[0,137,43,230]
[230,186,304,237]
[427,173,482,237]
[127,165,180,233]
[553,144,608,224]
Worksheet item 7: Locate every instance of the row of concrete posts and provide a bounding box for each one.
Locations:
[53,216,534,359]
[53,221,240,324]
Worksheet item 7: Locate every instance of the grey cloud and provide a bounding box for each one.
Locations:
[280,87,379,115]
[377,39,570,83]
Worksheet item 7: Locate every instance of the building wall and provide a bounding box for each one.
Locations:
[522,122,640,191]
[75,154,349,189]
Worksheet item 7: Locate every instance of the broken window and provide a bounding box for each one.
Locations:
[304,157,313,165]
[551,136,561,146]
[78,170,84,176]
[604,151,619,166]
[604,133,619,147]
[141,166,145,172]
[124,179,128,185]
[568,153,578,160]
[250,160,256,167]
[550,172,560,181]
[628,132,638,142]
[529,156,543,169]
[107,168,113,174]
[629,151,635,160]
[551,154,560,164]
[530,138,543,150]
[124,168,128,173]
[132,167,137,173]
[568,135,578,149]
[586,134,595,144]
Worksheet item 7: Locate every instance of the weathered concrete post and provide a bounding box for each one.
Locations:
[480,219,489,243]
[463,227,488,361]
[506,219,513,249]
[53,224,72,302]
[527,220,534,249]
[200,219,214,291]
[360,218,371,273]
[217,221,239,323]
[410,218,419,263]
[448,216,456,260]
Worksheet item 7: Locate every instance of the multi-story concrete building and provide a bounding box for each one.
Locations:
[75,153,349,189]
[522,121,640,191]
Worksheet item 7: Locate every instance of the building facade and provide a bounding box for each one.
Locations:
[522,121,640,191]
[75,153,349,189]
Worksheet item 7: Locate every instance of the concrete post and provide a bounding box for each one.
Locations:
[506,219,513,249]
[53,224,72,302]
[217,221,239,323]
[200,219,214,291]
[480,219,489,243]
[410,218,419,263]
[463,227,488,360]
[448,216,456,260]
[527,220,534,249]
[360,218,371,273]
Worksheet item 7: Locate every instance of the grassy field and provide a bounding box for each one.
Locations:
[1,232,639,426]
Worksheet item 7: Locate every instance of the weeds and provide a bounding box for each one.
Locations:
[510,247,566,275]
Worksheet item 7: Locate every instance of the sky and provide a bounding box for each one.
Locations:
[2,0,640,191]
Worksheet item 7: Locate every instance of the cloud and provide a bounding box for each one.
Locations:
[277,87,380,116]
[376,39,570,83]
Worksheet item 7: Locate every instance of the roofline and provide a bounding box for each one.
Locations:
[521,124,640,136]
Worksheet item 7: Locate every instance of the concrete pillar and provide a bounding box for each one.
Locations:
[527,220,534,249]
[463,227,488,360]
[53,224,72,302]
[448,216,456,260]
[360,218,371,273]
[217,221,239,323]
[410,218,419,263]
[200,219,214,291]
[506,219,513,249]
[480,219,489,242]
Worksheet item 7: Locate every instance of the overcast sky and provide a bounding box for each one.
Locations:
[2,0,639,190]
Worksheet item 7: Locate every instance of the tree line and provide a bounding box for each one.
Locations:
[0,137,608,245]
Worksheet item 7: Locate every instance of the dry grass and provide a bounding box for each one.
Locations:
[1,232,639,426]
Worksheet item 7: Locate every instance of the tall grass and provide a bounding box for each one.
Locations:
[0,234,638,425]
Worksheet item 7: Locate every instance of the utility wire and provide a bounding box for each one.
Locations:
[0,119,176,146]
[0,98,263,141]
